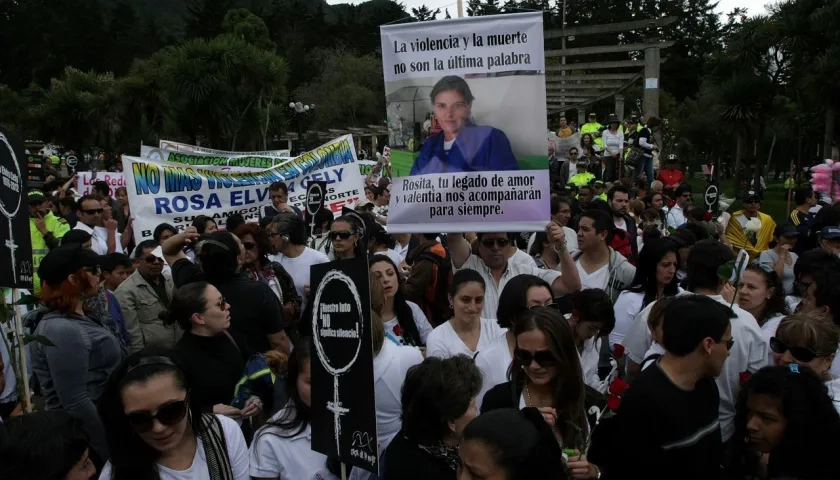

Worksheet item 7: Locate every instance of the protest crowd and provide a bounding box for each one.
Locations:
[3,11,840,480]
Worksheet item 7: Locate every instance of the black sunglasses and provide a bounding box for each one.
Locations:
[144,255,163,264]
[82,208,104,215]
[215,295,226,310]
[242,242,257,250]
[481,238,510,249]
[125,398,189,432]
[514,348,558,368]
[329,230,354,240]
[770,337,830,363]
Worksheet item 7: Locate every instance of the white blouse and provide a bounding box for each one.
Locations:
[99,415,249,480]
[425,318,506,359]
[373,341,424,451]
[249,407,327,480]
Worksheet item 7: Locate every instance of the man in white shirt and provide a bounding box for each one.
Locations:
[621,240,768,442]
[449,225,581,319]
[666,184,692,230]
[526,196,579,256]
[73,195,120,255]
[572,210,635,302]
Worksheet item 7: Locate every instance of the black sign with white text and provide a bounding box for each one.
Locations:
[309,256,378,474]
[0,126,34,288]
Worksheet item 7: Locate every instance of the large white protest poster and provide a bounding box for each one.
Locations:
[125,136,365,241]
[380,12,549,233]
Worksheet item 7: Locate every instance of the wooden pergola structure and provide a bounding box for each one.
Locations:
[544,16,678,123]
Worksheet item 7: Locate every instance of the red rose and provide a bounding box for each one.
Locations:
[608,378,630,396]
[613,344,625,359]
[703,211,713,222]
[606,394,621,411]
[739,371,752,386]
[667,199,676,208]
[392,324,404,337]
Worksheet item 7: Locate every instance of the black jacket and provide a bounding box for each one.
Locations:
[382,431,456,480]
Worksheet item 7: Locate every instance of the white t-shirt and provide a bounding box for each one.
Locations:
[250,407,327,480]
[272,248,330,311]
[383,301,434,346]
[510,248,537,267]
[579,336,601,390]
[610,290,645,348]
[426,317,506,359]
[99,415,249,480]
[826,377,840,415]
[74,222,123,255]
[373,341,424,451]
[474,335,512,410]
[575,261,609,291]
[622,294,768,441]
[666,205,686,230]
[374,249,404,269]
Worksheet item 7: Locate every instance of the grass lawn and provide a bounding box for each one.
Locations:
[686,177,797,226]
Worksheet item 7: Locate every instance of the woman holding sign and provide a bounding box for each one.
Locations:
[410,76,518,176]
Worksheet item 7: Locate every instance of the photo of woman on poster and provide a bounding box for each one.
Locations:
[410,75,519,176]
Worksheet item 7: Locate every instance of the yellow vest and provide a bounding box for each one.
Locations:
[30,212,71,295]
[569,172,595,187]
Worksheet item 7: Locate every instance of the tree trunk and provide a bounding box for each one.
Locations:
[824,104,836,161]
[734,131,746,197]
[764,132,777,182]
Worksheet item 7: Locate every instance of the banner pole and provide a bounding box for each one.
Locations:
[341,462,347,480]
[457,0,464,17]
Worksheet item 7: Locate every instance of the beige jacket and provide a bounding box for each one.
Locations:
[115,270,180,353]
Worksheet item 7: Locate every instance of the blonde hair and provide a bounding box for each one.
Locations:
[776,313,840,355]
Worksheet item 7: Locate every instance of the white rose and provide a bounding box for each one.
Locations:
[745,217,762,233]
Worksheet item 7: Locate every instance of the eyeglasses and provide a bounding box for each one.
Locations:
[514,348,558,368]
[795,280,812,296]
[82,208,104,215]
[480,238,510,249]
[568,152,578,156]
[125,398,189,433]
[719,338,735,351]
[242,242,257,250]
[329,230,354,240]
[215,295,226,310]
[770,337,830,363]
[144,256,163,264]
[267,231,281,238]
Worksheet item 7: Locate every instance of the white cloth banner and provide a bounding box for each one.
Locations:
[158,140,290,158]
[142,145,288,169]
[126,135,365,241]
[76,171,126,196]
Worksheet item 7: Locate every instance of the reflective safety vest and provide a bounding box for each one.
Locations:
[581,122,604,148]
[30,212,71,295]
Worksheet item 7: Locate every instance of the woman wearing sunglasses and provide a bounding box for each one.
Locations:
[250,341,327,480]
[329,215,364,260]
[233,223,301,326]
[725,365,840,480]
[770,313,840,412]
[98,349,250,479]
[426,269,506,361]
[29,245,122,463]
[166,282,262,421]
[476,275,555,406]
[481,307,596,478]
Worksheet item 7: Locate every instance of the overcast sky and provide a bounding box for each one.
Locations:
[326,0,772,19]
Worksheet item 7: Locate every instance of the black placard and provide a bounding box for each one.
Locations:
[309,256,378,474]
[304,181,327,239]
[26,155,45,190]
[0,126,34,288]
[704,182,720,218]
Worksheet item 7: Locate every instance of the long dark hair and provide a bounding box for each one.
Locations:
[509,307,587,447]
[255,340,312,439]
[728,365,840,480]
[98,349,203,480]
[496,274,552,330]
[160,282,211,332]
[369,255,423,346]
[627,238,680,308]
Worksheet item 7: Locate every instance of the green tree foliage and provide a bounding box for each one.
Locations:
[411,5,441,21]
